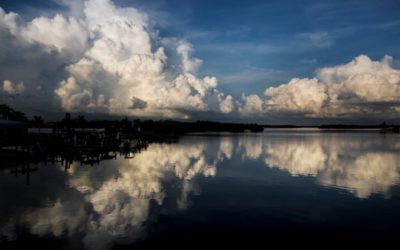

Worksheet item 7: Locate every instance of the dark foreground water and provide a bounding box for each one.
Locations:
[1,130,400,249]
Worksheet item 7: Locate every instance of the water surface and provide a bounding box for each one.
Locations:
[1,131,400,248]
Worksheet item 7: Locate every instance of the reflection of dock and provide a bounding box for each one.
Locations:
[0,129,153,182]
[10,163,37,185]
[380,126,400,134]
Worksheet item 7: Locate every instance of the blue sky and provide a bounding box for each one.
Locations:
[2,0,400,97]
[0,0,399,123]
[126,0,400,96]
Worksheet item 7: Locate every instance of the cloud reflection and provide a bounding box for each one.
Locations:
[1,141,220,249]
[1,133,400,248]
[261,134,400,198]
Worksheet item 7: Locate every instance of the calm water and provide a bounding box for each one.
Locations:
[1,130,400,249]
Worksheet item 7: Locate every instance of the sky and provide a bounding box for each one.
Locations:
[0,0,399,124]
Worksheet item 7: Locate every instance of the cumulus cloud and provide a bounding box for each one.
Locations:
[239,94,264,115]
[219,94,234,114]
[265,78,327,115]
[0,0,232,119]
[0,6,90,112]
[241,55,400,118]
[130,96,147,109]
[177,41,203,74]
[1,0,399,120]
[2,80,24,94]
[20,14,88,58]
[51,0,233,118]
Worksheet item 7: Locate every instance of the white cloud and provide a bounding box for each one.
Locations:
[317,55,400,103]
[0,6,90,112]
[177,41,203,74]
[265,78,327,115]
[20,14,88,58]
[219,95,234,114]
[54,77,106,112]
[52,0,229,118]
[55,1,229,118]
[0,8,19,34]
[1,0,399,120]
[2,80,24,94]
[241,55,400,118]
[239,94,265,116]
[0,0,232,119]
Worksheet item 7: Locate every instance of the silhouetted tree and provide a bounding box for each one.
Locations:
[76,115,87,128]
[0,104,27,121]
[379,122,388,128]
[120,117,131,129]
[31,115,46,132]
